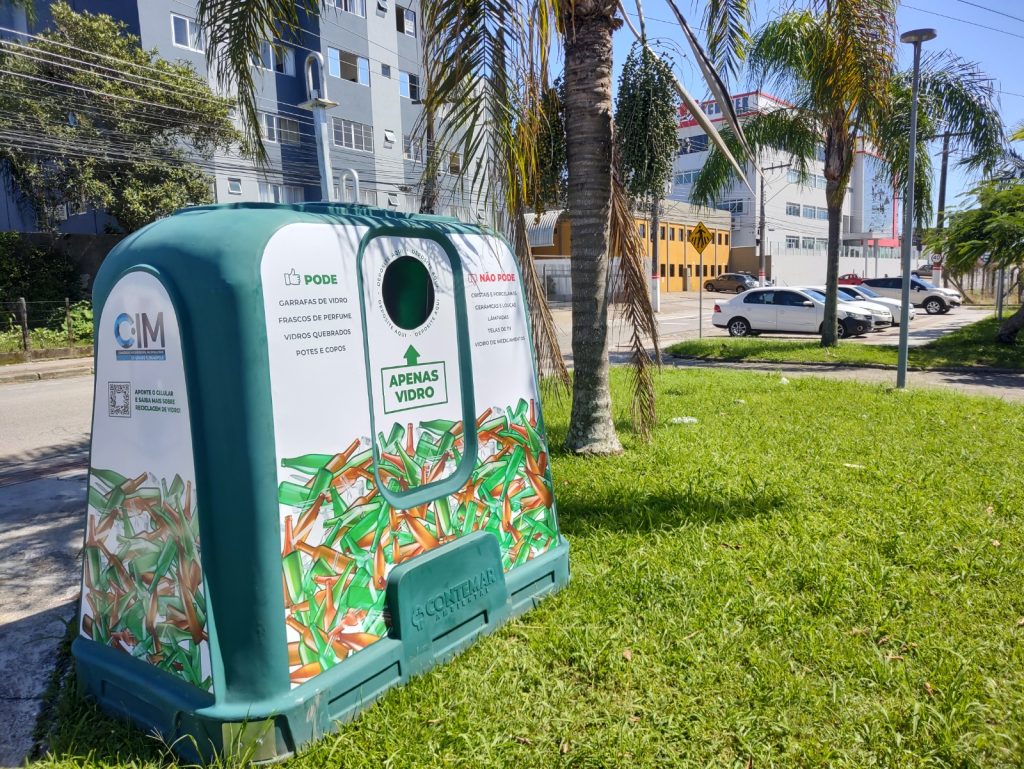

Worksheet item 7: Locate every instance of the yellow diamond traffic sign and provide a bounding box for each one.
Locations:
[688,221,713,254]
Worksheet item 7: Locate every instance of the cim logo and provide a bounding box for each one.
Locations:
[114,312,166,361]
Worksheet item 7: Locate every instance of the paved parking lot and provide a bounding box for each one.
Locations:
[550,292,992,352]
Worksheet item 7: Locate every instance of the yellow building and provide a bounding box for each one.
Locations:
[526,200,732,294]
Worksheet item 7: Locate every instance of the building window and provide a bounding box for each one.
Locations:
[171,14,203,52]
[802,237,815,249]
[448,151,462,175]
[719,199,744,214]
[724,234,729,245]
[260,113,300,144]
[638,223,646,239]
[334,0,366,17]
[253,41,295,75]
[659,226,665,240]
[669,228,675,241]
[677,134,709,155]
[227,178,242,195]
[674,169,699,186]
[403,134,423,162]
[817,208,829,221]
[659,263,666,277]
[258,183,304,203]
[788,169,800,184]
[399,71,421,100]
[786,235,799,248]
[381,63,392,78]
[359,188,376,206]
[803,205,817,219]
[785,202,801,217]
[328,48,369,85]
[396,5,416,36]
[333,117,373,151]
[669,264,676,277]
[733,95,748,113]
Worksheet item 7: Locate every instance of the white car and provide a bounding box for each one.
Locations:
[712,286,873,339]
[861,277,962,315]
[838,284,916,325]
[804,286,893,328]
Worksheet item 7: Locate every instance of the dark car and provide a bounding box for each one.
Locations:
[705,272,758,293]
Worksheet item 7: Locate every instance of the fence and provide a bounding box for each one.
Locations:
[535,260,627,305]
[0,297,93,353]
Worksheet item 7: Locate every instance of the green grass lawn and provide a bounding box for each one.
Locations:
[34,369,1024,768]
[667,316,1024,370]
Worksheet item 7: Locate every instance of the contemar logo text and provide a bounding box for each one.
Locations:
[413,568,498,630]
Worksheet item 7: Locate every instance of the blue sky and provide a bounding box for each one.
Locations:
[607,0,1023,219]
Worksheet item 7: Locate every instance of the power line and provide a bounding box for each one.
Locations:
[953,0,1024,26]
[901,3,1024,40]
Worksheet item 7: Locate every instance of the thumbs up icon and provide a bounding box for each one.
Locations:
[284,268,301,286]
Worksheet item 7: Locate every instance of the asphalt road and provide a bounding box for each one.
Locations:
[0,376,93,486]
[549,293,992,352]
[0,375,92,767]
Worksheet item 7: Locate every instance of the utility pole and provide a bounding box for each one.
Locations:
[934,130,969,288]
[897,27,936,389]
[758,162,790,286]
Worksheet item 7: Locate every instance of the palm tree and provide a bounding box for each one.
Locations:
[195,0,749,454]
[692,1,1004,346]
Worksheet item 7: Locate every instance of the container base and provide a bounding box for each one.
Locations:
[73,533,569,763]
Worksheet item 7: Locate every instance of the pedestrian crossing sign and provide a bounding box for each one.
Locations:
[688,221,713,254]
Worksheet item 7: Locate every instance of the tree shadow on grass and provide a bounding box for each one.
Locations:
[556,480,787,536]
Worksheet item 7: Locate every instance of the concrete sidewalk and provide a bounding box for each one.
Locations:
[0,357,93,385]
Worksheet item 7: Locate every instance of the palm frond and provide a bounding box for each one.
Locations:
[420,0,558,210]
[671,0,751,158]
[689,110,820,208]
[610,154,658,439]
[700,0,752,85]
[197,0,309,164]
[915,51,1005,174]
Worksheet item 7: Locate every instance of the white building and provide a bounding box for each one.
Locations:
[669,91,900,286]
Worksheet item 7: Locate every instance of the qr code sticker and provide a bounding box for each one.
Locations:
[108,382,131,418]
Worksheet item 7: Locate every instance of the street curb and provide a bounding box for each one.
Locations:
[0,364,94,385]
[667,354,1024,377]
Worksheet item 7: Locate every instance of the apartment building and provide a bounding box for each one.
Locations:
[669,91,900,285]
[1,0,479,231]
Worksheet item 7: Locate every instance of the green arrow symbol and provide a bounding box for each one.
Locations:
[403,345,420,366]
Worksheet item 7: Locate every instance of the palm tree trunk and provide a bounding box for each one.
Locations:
[562,0,623,455]
[821,198,841,346]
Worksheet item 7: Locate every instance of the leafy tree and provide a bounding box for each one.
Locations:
[928,180,1024,343]
[615,43,678,305]
[692,1,1004,347]
[0,2,240,232]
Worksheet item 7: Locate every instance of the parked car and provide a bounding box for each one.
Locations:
[704,272,759,293]
[805,286,892,328]
[712,287,873,339]
[838,284,916,325]
[838,273,863,285]
[861,276,961,314]
[910,263,933,279]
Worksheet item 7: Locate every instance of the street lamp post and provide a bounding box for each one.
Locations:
[896,27,937,389]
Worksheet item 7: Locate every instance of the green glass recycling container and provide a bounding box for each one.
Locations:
[75,203,570,762]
